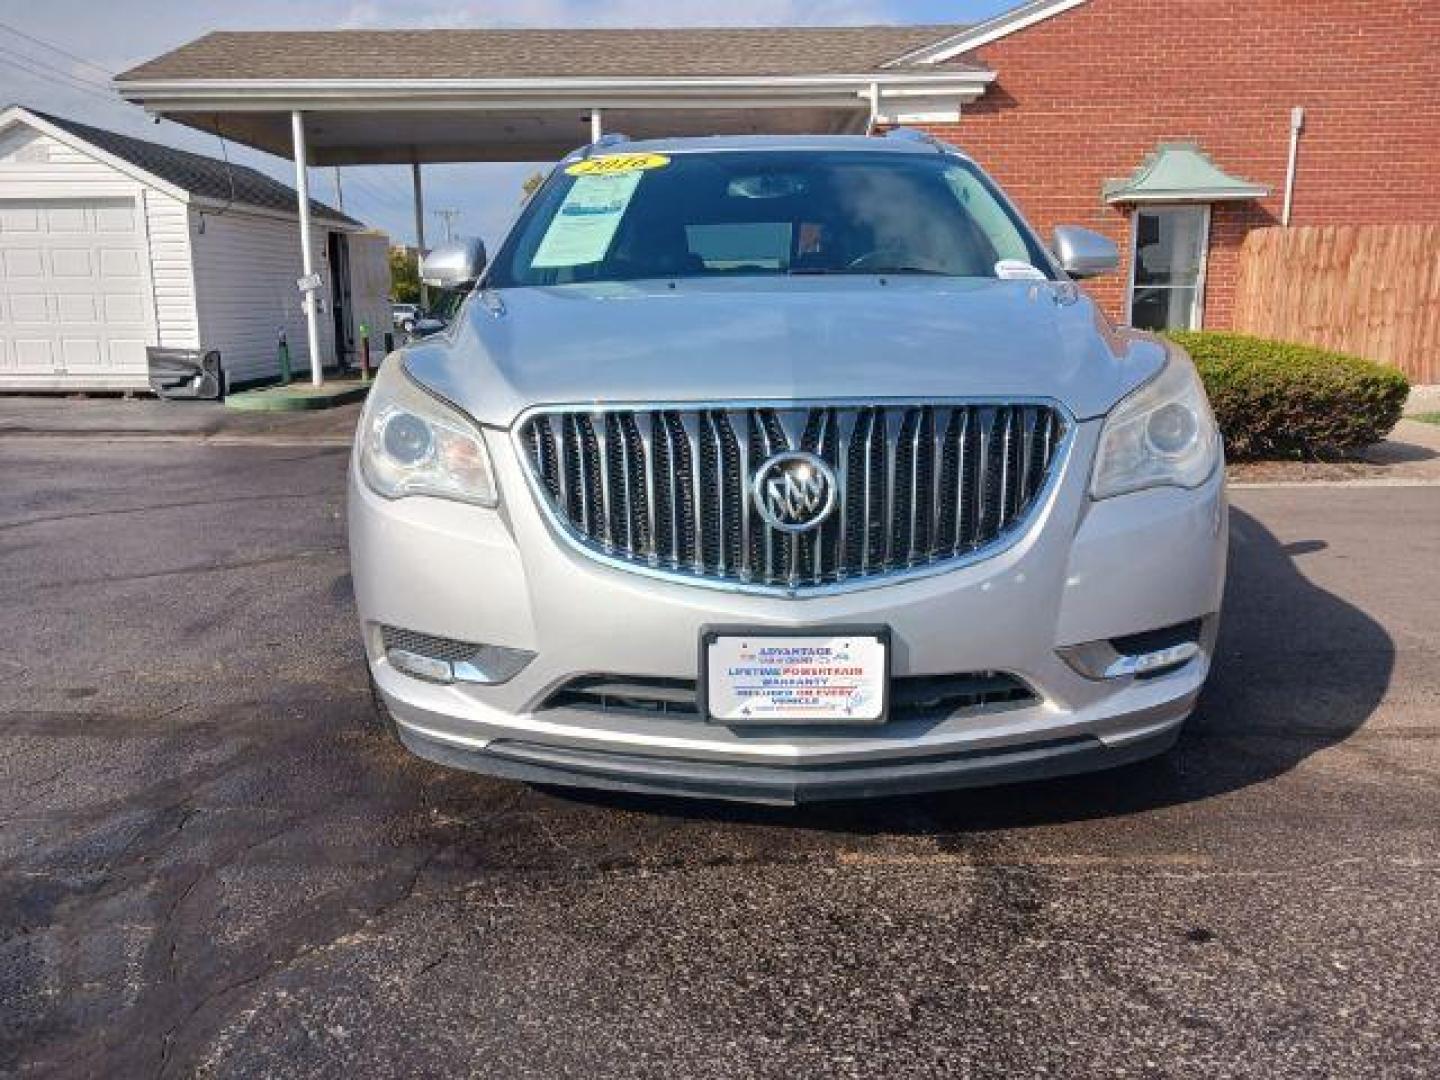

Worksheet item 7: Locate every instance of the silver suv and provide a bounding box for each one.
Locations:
[348,132,1226,805]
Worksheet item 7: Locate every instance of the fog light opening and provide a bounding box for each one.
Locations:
[1057,618,1207,681]
[379,625,535,686]
[1103,641,1200,680]
[388,647,455,684]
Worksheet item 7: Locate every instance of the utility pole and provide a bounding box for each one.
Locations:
[332,166,345,213]
[432,208,461,243]
[411,161,426,310]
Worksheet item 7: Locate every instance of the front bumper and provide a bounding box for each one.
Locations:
[349,417,1227,803]
[397,716,1184,806]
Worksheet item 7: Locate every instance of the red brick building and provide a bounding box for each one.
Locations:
[898,0,1440,331]
[119,2,1440,349]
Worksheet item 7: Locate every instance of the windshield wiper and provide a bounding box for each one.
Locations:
[788,266,952,277]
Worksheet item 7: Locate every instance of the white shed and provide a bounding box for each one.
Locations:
[0,106,387,392]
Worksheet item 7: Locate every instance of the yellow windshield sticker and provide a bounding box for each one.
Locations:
[565,153,670,176]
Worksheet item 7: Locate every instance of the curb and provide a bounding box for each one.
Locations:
[224,384,370,412]
[1229,478,1440,490]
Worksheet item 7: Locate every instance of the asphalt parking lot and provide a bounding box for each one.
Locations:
[2,437,1438,1079]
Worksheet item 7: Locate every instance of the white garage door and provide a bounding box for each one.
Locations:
[0,197,152,387]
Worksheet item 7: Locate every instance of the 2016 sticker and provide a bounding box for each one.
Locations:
[565,153,670,176]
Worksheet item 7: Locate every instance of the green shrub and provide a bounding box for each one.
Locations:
[1162,331,1409,460]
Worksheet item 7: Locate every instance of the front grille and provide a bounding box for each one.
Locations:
[517,402,1067,592]
[544,676,702,717]
[540,671,1037,721]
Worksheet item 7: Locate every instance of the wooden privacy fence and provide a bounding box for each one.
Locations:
[1232,224,1440,384]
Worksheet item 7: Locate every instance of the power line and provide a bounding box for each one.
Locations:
[0,43,115,95]
[0,21,115,81]
[0,46,131,111]
[359,166,417,208]
[345,174,409,215]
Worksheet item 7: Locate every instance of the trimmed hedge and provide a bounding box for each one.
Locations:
[1163,331,1409,460]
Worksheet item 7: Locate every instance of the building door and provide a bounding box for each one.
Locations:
[1126,204,1210,331]
[0,197,151,388]
[327,231,353,369]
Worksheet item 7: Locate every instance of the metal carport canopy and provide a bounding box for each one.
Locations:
[113,27,995,384]
[112,27,994,164]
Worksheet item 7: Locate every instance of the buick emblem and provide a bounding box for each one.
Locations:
[752,451,837,533]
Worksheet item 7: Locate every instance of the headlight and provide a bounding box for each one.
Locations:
[1090,348,1220,500]
[358,363,497,507]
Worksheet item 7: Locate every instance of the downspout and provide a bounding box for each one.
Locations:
[1282,106,1304,226]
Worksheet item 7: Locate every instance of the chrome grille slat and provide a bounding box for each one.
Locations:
[614,414,634,552]
[973,407,994,545]
[679,413,705,573]
[881,409,899,568]
[861,409,878,574]
[734,410,752,581]
[637,414,657,562]
[907,408,924,564]
[950,408,970,556]
[519,401,1067,594]
[572,414,593,536]
[997,406,1014,528]
[554,415,573,522]
[660,413,683,566]
[592,412,613,549]
[930,407,946,562]
[833,409,858,578]
[709,412,728,576]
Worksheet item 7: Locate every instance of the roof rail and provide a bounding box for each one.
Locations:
[883,127,945,151]
[584,132,631,156]
[560,132,633,163]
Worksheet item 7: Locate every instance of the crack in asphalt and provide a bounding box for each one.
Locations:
[21,547,347,592]
[0,490,339,534]
[153,837,450,1080]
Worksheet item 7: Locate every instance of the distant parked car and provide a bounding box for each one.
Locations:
[390,303,420,334]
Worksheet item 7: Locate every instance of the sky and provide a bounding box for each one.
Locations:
[0,0,1023,249]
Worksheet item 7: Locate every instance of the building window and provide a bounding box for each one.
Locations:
[1127,205,1210,331]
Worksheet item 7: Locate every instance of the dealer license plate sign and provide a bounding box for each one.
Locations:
[702,630,889,725]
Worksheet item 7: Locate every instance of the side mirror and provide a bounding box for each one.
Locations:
[410,316,449,339]
[420,237,487,290]
[1052,225,1119,279]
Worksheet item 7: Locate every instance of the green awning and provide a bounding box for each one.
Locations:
[1104,142,1269,204]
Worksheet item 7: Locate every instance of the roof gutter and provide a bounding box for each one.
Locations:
[882,0,1089,66]
[115,70,996,110]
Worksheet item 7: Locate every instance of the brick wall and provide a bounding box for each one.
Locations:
[913,0,1440,326]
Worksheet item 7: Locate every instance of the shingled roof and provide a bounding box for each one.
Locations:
[19,108,358,226]
[116,26,980,82]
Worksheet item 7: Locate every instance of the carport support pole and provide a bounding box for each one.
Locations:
[412,162,428,310]
[290,111,324,387]
[590,108,603,142]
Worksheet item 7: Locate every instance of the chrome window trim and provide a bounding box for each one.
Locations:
[509,396,1076,599]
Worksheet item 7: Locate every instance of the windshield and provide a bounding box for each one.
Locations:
[490,149,1054,288]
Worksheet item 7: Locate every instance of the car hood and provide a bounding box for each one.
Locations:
[403,277,1165,427]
